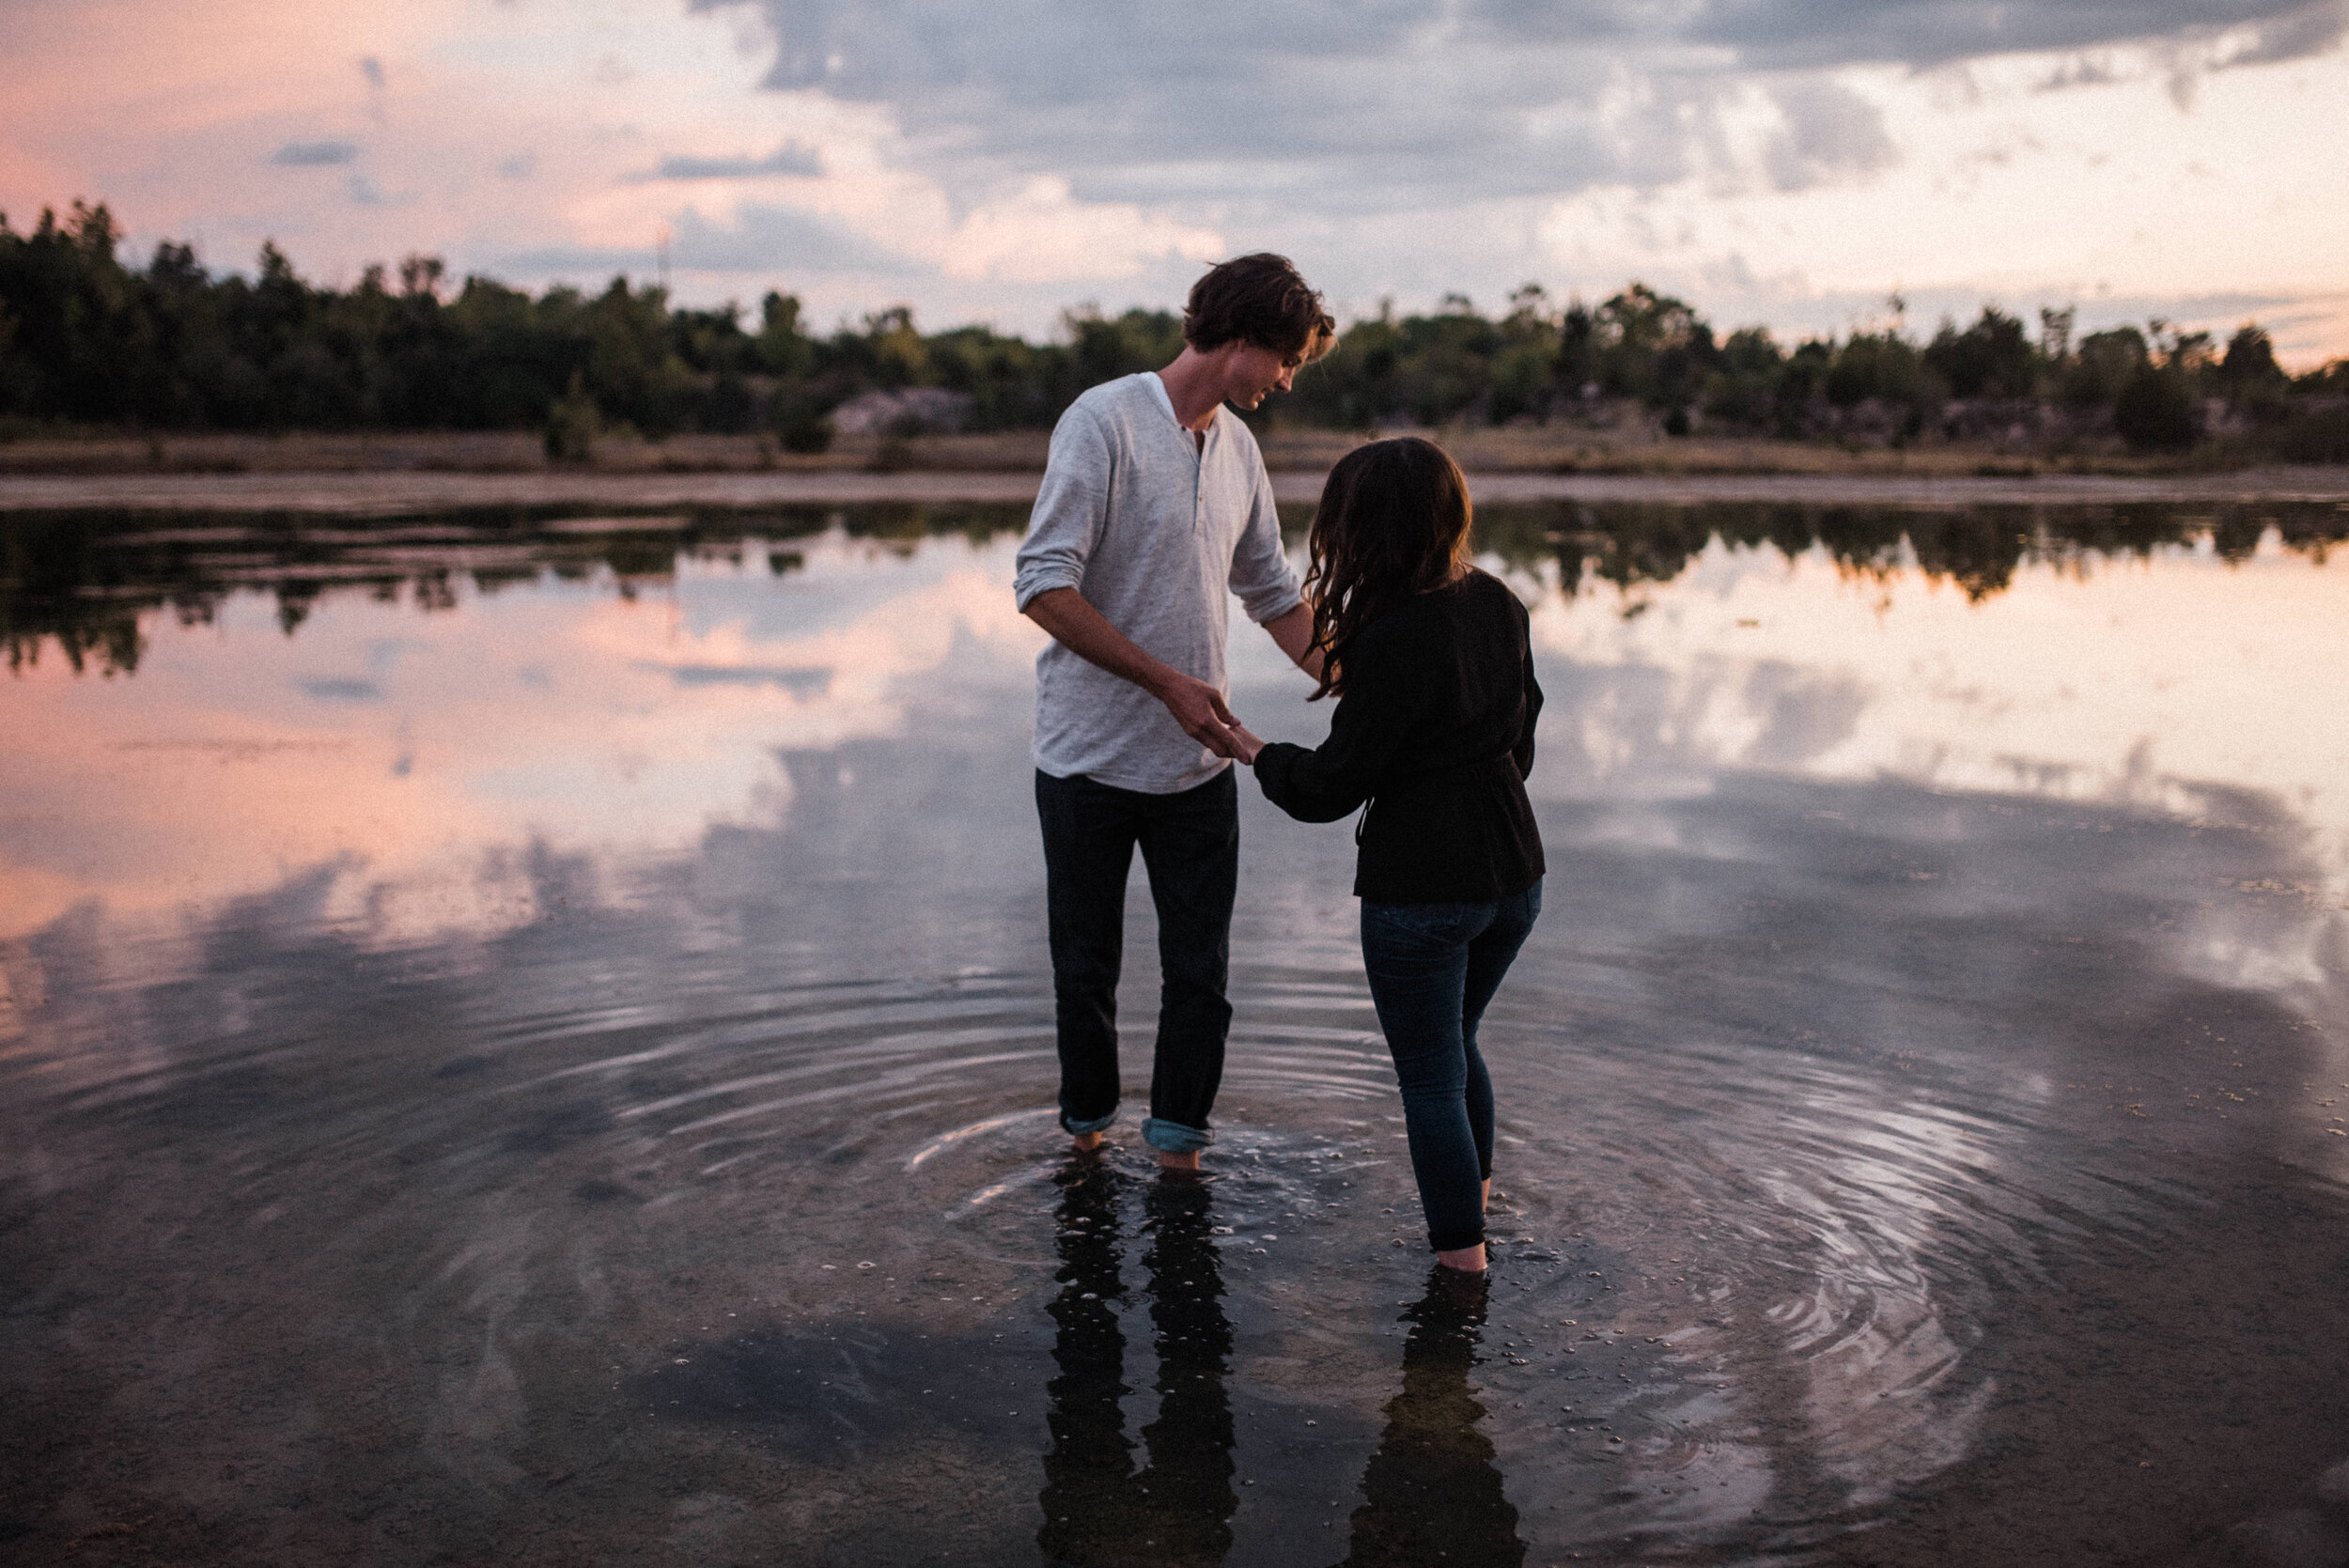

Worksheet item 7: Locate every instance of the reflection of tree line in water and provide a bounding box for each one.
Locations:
[6,498,2345,676]
[1470,497,2349,605]
[0,501,1030,675]
[1039,1164,1521,1568]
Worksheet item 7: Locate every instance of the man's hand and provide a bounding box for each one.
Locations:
[1155,671,1245,759]
[1022,586,1249,758]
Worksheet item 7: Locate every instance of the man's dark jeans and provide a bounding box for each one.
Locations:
[1360,880,1543,1252]
[1035,768,1238,1154]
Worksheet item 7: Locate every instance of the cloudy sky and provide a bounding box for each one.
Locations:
[4,0,2344,359]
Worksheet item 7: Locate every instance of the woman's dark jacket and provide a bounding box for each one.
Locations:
[1254,567,1545,904]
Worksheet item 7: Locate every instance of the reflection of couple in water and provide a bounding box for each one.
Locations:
[1038,1164,1524,1568]
[1016,253,1540,1561]
[1017,252,1544,1278]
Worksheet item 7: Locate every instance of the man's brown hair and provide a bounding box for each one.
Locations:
[1182,254,1336,360]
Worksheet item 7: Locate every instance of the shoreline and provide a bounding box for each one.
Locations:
[2,464,2346,516]
[2,422,2334,474]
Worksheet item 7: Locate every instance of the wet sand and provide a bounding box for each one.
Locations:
[0,426,2240,486]
[1,463,2346,517]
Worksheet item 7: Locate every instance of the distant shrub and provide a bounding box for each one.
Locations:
[2062,327,2149,408]
[2113,368,2197,453]
[2275,405,2349,464]
[1824,332,1932,411]
[543,374,598,463]
[1923,307,2035,398]
[770,393,834,455]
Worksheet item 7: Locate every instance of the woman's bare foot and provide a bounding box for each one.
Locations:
[1071,1130,1104,1157]
[1437,1242,1487,1274]
[1158,1148,1201,1173]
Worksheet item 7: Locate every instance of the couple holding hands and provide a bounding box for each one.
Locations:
[1016,254,1545,1280]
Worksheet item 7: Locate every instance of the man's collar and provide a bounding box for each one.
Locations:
[1146,369,1217,435]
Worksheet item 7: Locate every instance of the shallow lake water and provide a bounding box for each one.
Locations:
[5,495,2349,1566]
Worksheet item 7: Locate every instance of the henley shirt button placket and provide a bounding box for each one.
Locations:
[1192,429,1206,534]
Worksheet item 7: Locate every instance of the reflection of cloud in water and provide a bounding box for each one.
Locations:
[1524,531,2349,904]
[1481,750,2349,1541]
[1752,1088,2001,1509]
[653,662,835,696]
[0,533,1044,943]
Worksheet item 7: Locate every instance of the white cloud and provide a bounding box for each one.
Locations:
[1761,78,1901,192]
[703,0,2345,205]
[1,0,2344,353]
[929,177,1222,285]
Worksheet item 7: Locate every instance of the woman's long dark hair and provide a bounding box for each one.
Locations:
[1302,437,1472,700]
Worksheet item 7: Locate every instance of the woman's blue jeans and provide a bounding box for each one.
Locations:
[1360,880,1542,1253]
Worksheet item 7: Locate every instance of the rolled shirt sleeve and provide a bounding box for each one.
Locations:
[1227,466,1303,626]
[1013,404,1111,612]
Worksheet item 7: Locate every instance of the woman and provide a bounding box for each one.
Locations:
[1230,437,1543,1278]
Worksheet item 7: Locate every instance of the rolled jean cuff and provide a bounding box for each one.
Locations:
[1061,1109,1117,1136]
[1428,1223,1486,1253]
[1141,1117,1213,1155]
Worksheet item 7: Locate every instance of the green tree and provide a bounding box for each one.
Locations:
[1702,326,1786,431]
[1825,332,1931,410]
[1486,284,1560,424]
[580,276,695,437]
[9,192,2341,458]
[1591,283,1719,411]
[850,305,929,388]
[1922,307,2036,398]
[2215,324,2288,396]
[2061,327,2148,408]
[1063,306,1184,394]
[1556,300,1599,396]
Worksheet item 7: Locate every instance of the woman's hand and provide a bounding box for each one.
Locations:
[1227,723,1267,765]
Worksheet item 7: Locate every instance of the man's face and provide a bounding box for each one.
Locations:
[1220,341,1305,410]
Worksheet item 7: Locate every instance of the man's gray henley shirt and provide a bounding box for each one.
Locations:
[1014,372,1303,794]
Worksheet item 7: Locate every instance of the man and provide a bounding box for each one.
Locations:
[1014,253,1333,1172]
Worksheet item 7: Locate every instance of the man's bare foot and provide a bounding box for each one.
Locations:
[1071,1130,1104,1157]
[1437,1242,1487,1274]
[1158,1149,1201,1173]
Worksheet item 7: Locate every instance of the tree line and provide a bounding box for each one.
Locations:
[14,495,2348,679]
[5,200,2346,460]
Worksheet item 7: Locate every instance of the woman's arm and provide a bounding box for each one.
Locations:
[1249,635,1428,822]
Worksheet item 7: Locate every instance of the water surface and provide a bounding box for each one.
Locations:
[5,497,2348,1566]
